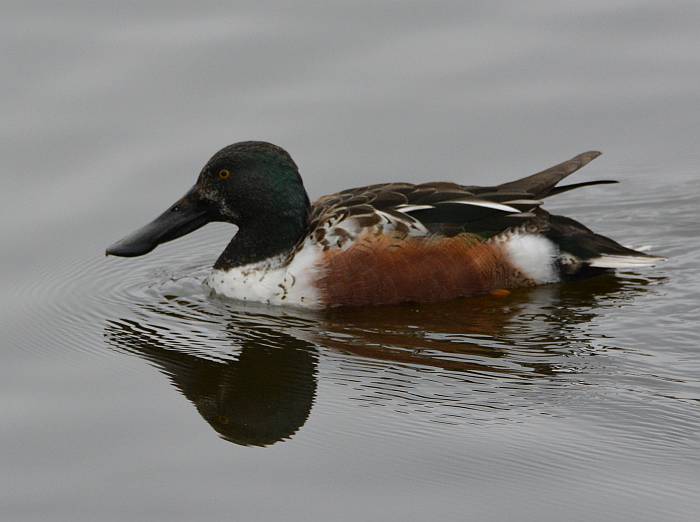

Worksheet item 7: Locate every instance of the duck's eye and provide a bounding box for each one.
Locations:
[218,169,231,180]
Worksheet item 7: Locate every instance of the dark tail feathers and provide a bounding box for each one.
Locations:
[497,151,617,199]
[546,214,665,270]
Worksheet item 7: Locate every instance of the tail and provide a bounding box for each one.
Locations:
[478,150,666,271]
[496,151,617,199]
[546,214,665,272]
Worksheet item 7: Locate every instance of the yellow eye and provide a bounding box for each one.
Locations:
[218,169,231,180]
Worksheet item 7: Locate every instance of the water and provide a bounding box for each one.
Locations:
[2,2,700,521]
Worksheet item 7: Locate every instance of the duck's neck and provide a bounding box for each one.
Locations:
[214,211,309,270]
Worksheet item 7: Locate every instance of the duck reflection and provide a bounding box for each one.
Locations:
[105,318,318,447]
[105,273,656,447]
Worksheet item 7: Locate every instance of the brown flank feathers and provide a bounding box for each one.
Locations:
[317,233,530,307]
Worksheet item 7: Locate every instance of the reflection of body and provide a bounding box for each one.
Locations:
[107,142,663,308]
[104,273,651,446]
[320,274,651,373]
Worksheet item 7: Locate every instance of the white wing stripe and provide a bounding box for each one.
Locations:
[503,199,543,206]
[439,200,520,213]
[395,204,435,213]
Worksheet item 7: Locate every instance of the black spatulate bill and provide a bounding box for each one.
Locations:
[106,186,212,257]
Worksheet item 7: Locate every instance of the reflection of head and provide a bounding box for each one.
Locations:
[187,344,317,446]
[105,319,318,447]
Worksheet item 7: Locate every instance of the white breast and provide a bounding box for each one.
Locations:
[503,234,560,284]
[205,241,324,308]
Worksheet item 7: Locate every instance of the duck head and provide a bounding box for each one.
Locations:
[106,141,310,266]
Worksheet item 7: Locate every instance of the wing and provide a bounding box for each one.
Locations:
[308,181,541,250]
[308,150,617,249]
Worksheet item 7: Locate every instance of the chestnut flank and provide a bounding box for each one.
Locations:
[317,234,530,307]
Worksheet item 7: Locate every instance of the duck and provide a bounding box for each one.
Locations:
[106,141,664,308]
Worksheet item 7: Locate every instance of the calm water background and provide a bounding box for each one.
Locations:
[2,1,699,521]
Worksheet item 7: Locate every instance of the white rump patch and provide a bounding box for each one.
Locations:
[504,234,560,284]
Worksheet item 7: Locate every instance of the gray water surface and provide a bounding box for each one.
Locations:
[2,2,700,521]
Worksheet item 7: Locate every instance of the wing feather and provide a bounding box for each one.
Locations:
[307,150,620,249]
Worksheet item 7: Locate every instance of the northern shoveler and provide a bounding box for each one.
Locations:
[106,141,664,308]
